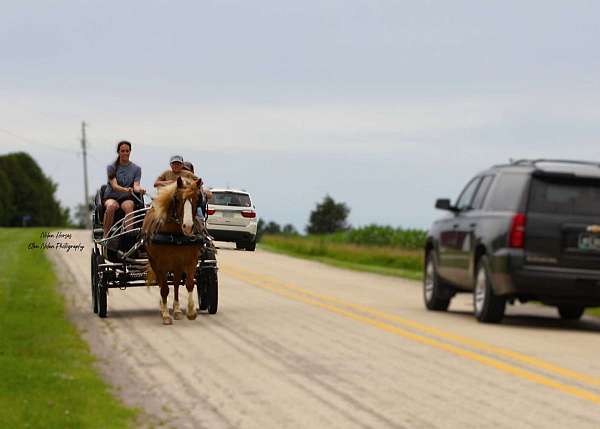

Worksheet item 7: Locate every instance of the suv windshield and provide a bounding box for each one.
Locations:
[528,177,600,216]
[209,192,252,207]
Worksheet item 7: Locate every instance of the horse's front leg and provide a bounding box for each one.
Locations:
[158,273,172,325]
[185,268,197,320]
[172,273,183,320]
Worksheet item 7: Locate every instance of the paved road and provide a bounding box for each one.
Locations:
[48,230,600,429]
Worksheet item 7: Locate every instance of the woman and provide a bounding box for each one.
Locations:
[103,141,145,237]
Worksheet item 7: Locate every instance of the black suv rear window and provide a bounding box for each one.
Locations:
[486,173,526,211]
[528,178,600,216]
[471,175,494,209]
[209,192,252,207]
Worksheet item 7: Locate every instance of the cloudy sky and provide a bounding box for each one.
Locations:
[2,1,600,230]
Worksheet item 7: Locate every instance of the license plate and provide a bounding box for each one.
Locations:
[578,233,600,250]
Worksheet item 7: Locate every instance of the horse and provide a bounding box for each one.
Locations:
[142,177,202,325]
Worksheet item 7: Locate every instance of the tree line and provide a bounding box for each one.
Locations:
[0,152,70,227]
[258,195,350,240]
[0,152,419,242]
[258,195,427,248]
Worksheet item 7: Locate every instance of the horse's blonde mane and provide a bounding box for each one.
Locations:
[152,182,178,222]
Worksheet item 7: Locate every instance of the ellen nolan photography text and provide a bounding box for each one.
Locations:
[27,231,85,253]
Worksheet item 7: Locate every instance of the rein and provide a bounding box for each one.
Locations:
[150,232,203,245]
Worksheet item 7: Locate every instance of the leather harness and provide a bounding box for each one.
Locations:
[150,232,204,246]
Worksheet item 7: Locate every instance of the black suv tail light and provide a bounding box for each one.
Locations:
[509,213,526,248]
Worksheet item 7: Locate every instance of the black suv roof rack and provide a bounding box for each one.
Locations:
[508,159,600,168]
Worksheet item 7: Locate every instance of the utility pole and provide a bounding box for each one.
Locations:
[81,121,91,229]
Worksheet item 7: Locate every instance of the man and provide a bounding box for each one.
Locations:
[154,155,198,188]
[154,155,210,235]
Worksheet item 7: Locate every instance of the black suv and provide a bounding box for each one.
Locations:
[424,159,600,323]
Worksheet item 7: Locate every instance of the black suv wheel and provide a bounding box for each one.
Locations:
[473,256,506,323]
[557,305,585,320]
[423,252,452,311]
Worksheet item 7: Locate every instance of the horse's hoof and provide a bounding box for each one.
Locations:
[173,311,183,320]
[187,311,197,320]
[162,317,173,325]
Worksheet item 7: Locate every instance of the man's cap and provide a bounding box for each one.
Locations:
[170,155,184,164]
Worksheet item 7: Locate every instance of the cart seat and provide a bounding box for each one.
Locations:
[93,185,145,228]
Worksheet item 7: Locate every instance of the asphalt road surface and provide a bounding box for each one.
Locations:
[47,230,600,429]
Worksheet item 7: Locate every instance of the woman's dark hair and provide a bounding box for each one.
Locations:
[113,141,132,168]
[109,141,132,179]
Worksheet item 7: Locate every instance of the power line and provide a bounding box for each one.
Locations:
[0,127,74,154]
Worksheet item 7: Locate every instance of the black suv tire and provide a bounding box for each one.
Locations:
[423,252,452,311]
[473,256,506,323]
[557,305,585,320]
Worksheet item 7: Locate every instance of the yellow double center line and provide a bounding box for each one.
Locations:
[222,264,600,405]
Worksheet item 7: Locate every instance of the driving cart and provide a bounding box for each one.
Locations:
[90,185,218,318]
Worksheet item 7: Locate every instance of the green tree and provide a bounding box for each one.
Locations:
[306,195,350,234]
[256,218,265,241]
[282,224,298,235]
[0,152,69,227]
[0,168,15,225]
[264,221,281,234]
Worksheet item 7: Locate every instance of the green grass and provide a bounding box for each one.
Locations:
[260,234,424,281]
[587,308,600,317]
[0,228,137,429]
[327,225,427,249]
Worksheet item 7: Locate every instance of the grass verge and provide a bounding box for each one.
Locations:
[588,308,600,317]
[259,234,424,281]
[0,228,137,428]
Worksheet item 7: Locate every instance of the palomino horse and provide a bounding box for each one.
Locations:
[142,177,202,325]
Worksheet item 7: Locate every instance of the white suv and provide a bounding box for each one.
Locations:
[206,188,258,251]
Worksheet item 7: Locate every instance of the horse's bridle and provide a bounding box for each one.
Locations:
[167,193,194,226]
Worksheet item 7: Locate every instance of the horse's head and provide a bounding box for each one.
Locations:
[172,177,201,236]
[150,177,202,236]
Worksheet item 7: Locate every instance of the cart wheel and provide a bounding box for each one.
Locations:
[206,270,218,314]
[196,271,208,311]
[97,282,107,318]
[91,251,98,314]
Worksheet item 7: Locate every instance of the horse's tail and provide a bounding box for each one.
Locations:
[145,263,156,288]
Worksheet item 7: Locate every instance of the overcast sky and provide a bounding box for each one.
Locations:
[2,1,600,230]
